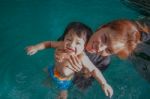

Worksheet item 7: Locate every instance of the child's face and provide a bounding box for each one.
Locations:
[63,31,85,55]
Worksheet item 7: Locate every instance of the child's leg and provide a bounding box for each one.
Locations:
[57,90,68,99]
[42,67,55,88]
[43,67,49,75]
[42,66,51,87]
[42,76,54,88]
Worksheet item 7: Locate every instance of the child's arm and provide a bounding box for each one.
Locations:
[26,41,63,55]
[81,53,113,98]
[91,66,113,98]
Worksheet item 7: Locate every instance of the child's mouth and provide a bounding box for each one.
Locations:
[66,47,75,53]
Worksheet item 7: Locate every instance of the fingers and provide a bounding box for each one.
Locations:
[104,88,108,97]
[106,85,113,98]
[55,52,70,62]
[102,84,113,98]
[108,86,113,98]
[26,46,37,56]
[67,55,82,72]
[107,90,113,98]
[55,52,82,72]
[55,54,63,62]
[67,57,80,72]
[71,55,82,70]
[27,50,36,55]
[66,65,79,72]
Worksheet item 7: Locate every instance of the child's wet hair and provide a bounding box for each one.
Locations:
[58,22,93,44]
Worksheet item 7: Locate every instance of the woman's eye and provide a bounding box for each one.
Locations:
[105,48,113,54]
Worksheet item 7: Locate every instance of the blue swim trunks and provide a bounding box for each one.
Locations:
[48,66,72,90]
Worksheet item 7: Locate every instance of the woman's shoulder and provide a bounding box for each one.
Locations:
[85,51,111,71]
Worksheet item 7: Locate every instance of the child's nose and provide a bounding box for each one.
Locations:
[69,41,76,48]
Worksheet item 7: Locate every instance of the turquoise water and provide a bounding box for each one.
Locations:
[0,0,150,99]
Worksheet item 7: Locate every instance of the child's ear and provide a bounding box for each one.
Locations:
[117,49,129,59]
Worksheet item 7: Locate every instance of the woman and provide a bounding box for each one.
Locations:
[86,17,150,82]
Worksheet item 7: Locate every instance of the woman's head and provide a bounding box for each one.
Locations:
[86,19,144,58]
[59,22,93,55]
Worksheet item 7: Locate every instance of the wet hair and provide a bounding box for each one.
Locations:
[96,19,150,58]
[58,22,93,45]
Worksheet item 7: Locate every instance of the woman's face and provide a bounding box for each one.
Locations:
[86,27,124,57]
[87,20,141,58]
[86,28,110,56]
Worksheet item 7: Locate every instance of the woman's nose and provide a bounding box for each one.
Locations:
[101,51,109,56]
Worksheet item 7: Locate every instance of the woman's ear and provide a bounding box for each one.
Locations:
[127,24,140,44]
[117,49,129,59]
[126,30,140,55]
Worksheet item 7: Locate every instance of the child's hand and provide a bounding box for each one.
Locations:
[55,49,69,62]
[26,46,38,55]
[55,52,68,62]
[102,83,113,98]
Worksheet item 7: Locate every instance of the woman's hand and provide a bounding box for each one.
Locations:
[55,51,83,72]
[66,55,83,72]
[102,83,113,98]
[26,46,38,55]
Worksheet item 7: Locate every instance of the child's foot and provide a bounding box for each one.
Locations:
[57,90,68,99]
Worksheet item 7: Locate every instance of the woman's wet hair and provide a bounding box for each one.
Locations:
[96,20,141,58]
[58,22,93,45]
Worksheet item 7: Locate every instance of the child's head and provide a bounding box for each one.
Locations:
[59,22,92,55]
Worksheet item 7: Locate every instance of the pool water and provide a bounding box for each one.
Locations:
[0,0,150,99]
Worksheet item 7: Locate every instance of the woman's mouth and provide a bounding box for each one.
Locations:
[86,45,96,53]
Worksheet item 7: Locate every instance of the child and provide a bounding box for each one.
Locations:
[26,22,113,99]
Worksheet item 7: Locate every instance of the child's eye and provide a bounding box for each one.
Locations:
[76,42,81,45]
[66,38,71,41]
